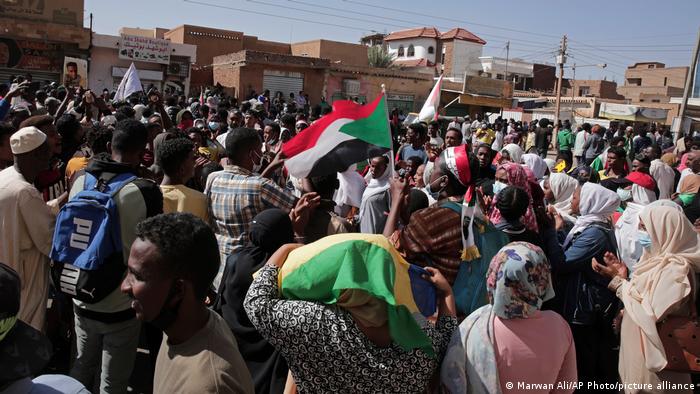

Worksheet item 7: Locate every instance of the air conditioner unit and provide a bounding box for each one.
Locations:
[343,79,360,96]
[167,57,190,78]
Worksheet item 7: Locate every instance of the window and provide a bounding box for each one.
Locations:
[640,99,645,102]
[428,46,434,54]
[664,77,668,86]
[398,46,404,57]
[579,86,590,96]
[648,64,655,69]
[441,52,445,64]
[627,78,642,86]
[496,74,504,80]
[652,99,661,103]
[407,45,415,57]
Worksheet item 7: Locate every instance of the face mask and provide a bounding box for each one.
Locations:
[617,187,632,202]
[425,176,446,200]
[492,181,507,196]
[637,230,652,250]
[208,122,220,131]
[149,281,182,331]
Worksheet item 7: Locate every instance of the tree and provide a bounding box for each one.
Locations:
[368,46,395,68]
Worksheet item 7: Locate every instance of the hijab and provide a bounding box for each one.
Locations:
[359,159,391,218]
[660,153,677,168]
[501,144,523,164]
[544,158,556,174]
[548,173,578,222]
[678,153,690,171]
[564,182,620,248]
[486,242,554,319]
[618,205,700,372]
[215,209,293,394]
[490,162,538,232]
[522,153,548,180]
[334,164,366,210]
[679,173,700,194]
[650,159,676,199]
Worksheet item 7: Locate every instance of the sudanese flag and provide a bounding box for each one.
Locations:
[282,94,392,178]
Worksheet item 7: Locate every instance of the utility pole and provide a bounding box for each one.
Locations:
[504,41,510,83]
[675,27,700,141]
[570,63,576,119]
[553,35,567,149]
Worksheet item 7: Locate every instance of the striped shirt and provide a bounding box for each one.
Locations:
[207,165,296,287]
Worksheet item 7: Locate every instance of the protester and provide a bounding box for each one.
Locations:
[0,126,54,330]
[121,213,254,394]
[333,164,365,218]
[65,126,112,185]
[648,147,676,199]
[543,173,579,230]
[583,125,604,166]
[396,123,427,164]
[522,153,548,181]
[595,205,700,393]
[444,126,462,148]
[492,186,543,247]
[599,146,628,181]
[359,155,391,234]
[500,143,524,164]
[475,144,496,186]
[244,235,457,392]
[534,119,551,158]
[427,121,444,148]
[19,115,66,203]
[490,162,538,232]
[69,119,163,393]
[303,173,353,242]
[557,120,574,166]
[158,138,208,221]
[0,121,15,169]
[442,242,576,393]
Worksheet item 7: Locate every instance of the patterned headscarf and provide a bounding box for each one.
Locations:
[486,242,554,319]
[489,162,538,232]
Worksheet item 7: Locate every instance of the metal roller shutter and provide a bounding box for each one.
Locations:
[0,68,61,85]
[263,71,304,99]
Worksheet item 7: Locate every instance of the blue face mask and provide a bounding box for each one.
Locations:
[492,181,507,196]
[425,176,446,200]
[208,122,220,131]
[637,230,652,249]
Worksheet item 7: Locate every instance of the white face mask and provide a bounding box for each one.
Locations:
[617,187,632,202]
[492,181,507,196]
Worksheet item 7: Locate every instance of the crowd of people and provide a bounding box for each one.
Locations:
[2,75,700,394]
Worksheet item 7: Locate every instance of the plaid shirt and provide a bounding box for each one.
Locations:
[207,165,296,286]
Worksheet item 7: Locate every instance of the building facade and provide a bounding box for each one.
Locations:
[0,0,90,83]
[617,62,688,103]
[562,79,624,100]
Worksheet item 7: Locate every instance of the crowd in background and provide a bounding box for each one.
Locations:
[2,75,700,394]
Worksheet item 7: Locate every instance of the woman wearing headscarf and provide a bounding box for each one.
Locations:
[359,155,392,234]
[175,108,194,131]
[490,162,538,232]
[544,173,579,230]
[650,154,677,199]
[615,200,683,271]
[333,164,366,219]
[500,143,524,165]
[441,242,577,393]
[522,153,549,180]
[676,173,700,207]
[594,205,700,393]
[558,182,621,388]
[244,234,457,393]
[216,209,294,394]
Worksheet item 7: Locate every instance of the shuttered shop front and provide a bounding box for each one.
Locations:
[263,70,304,98]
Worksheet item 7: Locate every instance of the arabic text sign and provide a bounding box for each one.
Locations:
[119,34,171,65]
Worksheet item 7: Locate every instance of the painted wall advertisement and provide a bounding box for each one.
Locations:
[0,38,63,72]
[62,56,87,88]
[118,34,171,65]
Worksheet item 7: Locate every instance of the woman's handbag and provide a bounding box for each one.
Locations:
[657,307,700,372]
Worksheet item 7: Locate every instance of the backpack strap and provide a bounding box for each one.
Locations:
[82,172,137,196]
[438,200,463,215]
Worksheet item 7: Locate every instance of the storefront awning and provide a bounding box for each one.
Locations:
[599,102,669,123]
[458,93,512,108]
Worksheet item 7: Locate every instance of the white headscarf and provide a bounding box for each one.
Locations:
[617,205,700,372]
[650,159,675,199]
[501,144,523,164]
[334,164,366,209]
[359,159,391,218]
[564,182,620,248]
[522,153,548,180]
[133,104,147,121]
[544,158,556,174]
[548,173,579,222]
[631,184,656,205]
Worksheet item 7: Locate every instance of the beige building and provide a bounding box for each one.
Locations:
[617,62,688,104]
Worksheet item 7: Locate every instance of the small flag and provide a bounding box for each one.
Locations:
[282,94,392,178]
[199,89,204,106]
[416,74,444,123]
[113,63,142,102]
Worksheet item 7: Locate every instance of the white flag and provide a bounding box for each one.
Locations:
[113,63,142,102]
[416,74,444,123]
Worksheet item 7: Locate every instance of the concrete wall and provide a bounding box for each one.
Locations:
[290,39,368,67]
[564,79,624,100]
[387,37,439,64]
[2,0,83,26]
[0,16,90,49]
[450,40,484,78]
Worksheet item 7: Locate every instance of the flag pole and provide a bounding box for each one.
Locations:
[381,83,395,177]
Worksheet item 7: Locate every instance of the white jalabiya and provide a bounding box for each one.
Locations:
[564,182,620,248]
[650,159,675,199]
[631,184,657,205]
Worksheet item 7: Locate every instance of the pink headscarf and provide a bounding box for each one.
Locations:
[489,162,539,232]
[679,153,690,171]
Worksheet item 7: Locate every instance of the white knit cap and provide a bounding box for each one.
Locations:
[10,127,47,154]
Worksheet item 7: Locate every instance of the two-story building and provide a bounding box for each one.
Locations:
[617,62,688,104]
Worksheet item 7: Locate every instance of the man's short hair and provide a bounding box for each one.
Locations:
[447,127,463,138]
[610,136,626,147]
[135,213,219,300]
[428,121,439,128]
[309,173,338,198]
[19,115,54,130]
[56,113,81,142]
[112,119,147,154]
[266,123,281,136]
[608,146,627,159]
[86,126,112,154]
[66,62,77,69]
[496,186,530,222]
[281,114,295,127]
[157,138,195,176]
[634,153,651,166]
[225,127,260,158]
[0,122,15,144]
[408,122,427,138]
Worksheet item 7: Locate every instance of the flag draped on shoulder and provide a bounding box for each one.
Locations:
[416,74,444,123]
[282,94,392,178]
[113,63,142,102]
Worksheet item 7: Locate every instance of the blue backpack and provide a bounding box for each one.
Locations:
[50,172,136,303]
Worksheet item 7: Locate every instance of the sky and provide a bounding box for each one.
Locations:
[84,0,700,82]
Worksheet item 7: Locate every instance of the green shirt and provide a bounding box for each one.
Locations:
[557,129,573,151]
